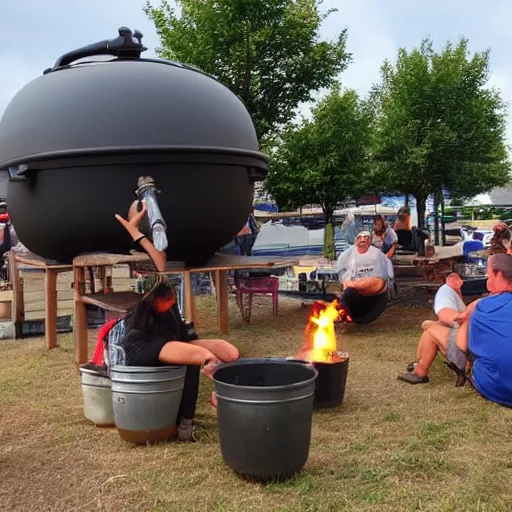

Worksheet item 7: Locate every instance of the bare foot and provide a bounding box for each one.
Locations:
[211,392,218,408]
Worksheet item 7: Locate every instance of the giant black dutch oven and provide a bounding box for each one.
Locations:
[0,28,268,264]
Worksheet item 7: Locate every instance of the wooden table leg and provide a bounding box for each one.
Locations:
[8,252,24,338]
[73,266,88,365]
[44,269,58,349]
[215,269,229,335]
[183,271,197,325]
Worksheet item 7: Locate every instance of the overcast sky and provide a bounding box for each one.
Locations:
[2,0,512,143]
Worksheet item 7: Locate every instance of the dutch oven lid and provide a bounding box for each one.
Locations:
[0,27,268,180]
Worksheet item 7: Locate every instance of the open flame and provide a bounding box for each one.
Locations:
[295,300,350,363]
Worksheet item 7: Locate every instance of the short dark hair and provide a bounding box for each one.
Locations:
[490,253,512,281]
[445,272,461,283]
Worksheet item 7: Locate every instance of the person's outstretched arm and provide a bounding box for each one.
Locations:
[455,299,480,353]
[191,339,239,363]
[137,237,167,272]
[159,341,217,366]
[115,202,167,272]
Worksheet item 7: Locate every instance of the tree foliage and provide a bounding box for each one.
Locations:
[265,88,373,257]
[371,38,510,229]
[144,0,350,142]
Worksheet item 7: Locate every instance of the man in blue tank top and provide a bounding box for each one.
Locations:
[456,253,512,407]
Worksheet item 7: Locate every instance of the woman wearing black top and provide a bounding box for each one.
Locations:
[115,201,239,442]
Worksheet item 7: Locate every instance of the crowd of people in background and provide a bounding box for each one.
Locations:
[334,206,512,409]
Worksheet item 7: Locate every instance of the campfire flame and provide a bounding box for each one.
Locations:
[295,300,350,363]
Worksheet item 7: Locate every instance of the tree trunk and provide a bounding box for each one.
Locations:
[405,194,410,207]
[323,207,336,261]
[415,195,426,231]
[440,194,446,247]
[433,194,440,246]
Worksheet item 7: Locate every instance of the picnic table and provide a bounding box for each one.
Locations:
[72,252,298,364]
[468,249,491,260]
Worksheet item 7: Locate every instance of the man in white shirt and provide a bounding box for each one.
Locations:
[398,272,467,384]
[335,230,391,322]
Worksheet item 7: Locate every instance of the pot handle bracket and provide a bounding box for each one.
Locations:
[248,167,267,183]
[7,166,27,181]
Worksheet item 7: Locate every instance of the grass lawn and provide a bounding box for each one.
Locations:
[1,296,512,512]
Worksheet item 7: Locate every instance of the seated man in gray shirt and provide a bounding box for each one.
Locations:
[397,272,467,384]
[335,230,390,322]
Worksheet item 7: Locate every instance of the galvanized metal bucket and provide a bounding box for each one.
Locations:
[79,366,115,427]
[110,365,186,444]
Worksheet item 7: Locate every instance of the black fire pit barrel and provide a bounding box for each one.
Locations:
[313,358,349,409]
[213,358,318,481]
[0,27,268,264]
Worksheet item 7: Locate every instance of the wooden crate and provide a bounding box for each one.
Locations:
[20,269,74,321]
[112,264,135,292]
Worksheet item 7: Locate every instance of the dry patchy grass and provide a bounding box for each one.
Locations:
[1,297,512,512]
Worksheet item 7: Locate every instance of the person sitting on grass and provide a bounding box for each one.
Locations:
[397,272,467,384]
[455,253,512,407]
[113,200,239,442]
[335,230,391,322]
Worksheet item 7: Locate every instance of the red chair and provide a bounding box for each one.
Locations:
[236,276,279,323]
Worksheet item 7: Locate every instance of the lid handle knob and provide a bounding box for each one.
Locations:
[44,27,147,74]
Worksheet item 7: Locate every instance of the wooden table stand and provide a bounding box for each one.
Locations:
[71,252,298,365]
[12,252,73,349]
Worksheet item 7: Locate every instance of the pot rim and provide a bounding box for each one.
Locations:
[0,145,269,173]
[110,365,185,373]
[212,358,319,392]
[312,357,350,367]
[79,366,109,375]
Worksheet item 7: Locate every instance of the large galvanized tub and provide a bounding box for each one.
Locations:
[110,365,186,444]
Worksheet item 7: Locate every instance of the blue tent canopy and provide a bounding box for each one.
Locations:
[254,202,278,213]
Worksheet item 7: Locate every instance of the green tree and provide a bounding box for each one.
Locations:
[372,38,510,230]
[265,88,373,258]
[144,0,350,142]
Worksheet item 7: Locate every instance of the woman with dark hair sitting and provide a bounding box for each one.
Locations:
[112,200,239,442]
[372,214,398,258]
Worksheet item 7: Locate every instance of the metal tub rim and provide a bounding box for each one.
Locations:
[110,365,185,373]
[213,358,318,394]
